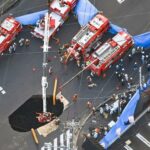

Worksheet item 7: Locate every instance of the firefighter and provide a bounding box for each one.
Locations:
[145,54,149,64]
[13,42,17,52]
[72,94,78,103]
[141,55,145,64]
[87,101,92,109]
[19,38,25,46]
[52,36,60,45]
[133,62,138,70]
[48,66,53,75]
[115,64,120,71]
[59,43,70,54]
[76,59,81,67]
[128,54,132,61]
[147,63,150,72]
[121,78,125,86]
[92,107,96,115]
[8,45,13,54]
[129,77,133,85]
[132,47,136,55]
[124,74,129,81]
[86,76,93,84]
[25,38,30,47]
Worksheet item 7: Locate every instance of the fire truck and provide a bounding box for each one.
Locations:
[65,13,110,62]
[86,31,133,76]
[0,17,22,54]
[31,0,78,39]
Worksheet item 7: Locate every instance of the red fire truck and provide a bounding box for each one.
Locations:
[31,0,78,39]
[86,31,133,76]
[0,17,22,54]
[65,13,110,62]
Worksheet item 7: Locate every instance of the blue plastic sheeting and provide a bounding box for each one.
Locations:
[15,10,48,25]
[108,23,127,34]
[100,89,140,149]
[74,0,98,26]
[133,32,150,49]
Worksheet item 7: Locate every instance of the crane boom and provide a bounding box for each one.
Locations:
[41,13,50,113]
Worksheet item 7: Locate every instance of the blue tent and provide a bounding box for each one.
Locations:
[108,23,127,34]
[133,32,150,49]
[15,10,48,25]
[100,89,140,149]
[74,0,98,26]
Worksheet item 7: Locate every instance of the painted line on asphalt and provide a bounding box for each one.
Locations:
[136,133,150,148]
[0,86,6,95]
[124,144,133,150]
[148,122,150,127]
[117,0,125,4]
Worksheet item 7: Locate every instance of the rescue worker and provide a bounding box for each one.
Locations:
[133,62,138,70]
[147,63,150,72]
[52,36,60,45]
[8,45,13,54]
[115,64,120,71]
[132,48,136,55]
[87,76,93,84]
[13,42,17,52]
[19,38,24,47]
[87,101,92,109]
[124,74,129,81]
[121,78,125,86]
[129,77,133,85]
[92,107,96,116]
[145,54,149,64]
[127,82,131,90]
[88,83,97,88]
[72,94,78,103]
[76,59,81,67]
[141,55,145,64]
[48,66,53,75]
[25,38,30,47]
[128,54,132,61]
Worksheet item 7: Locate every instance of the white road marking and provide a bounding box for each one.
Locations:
[53,138,58,150]
[124,144,133,150]
[117,0,125,4]
[41,129,73,150]
[1,90,6,95]
[148,122,150,127]
[0,86,3,91]
[136,133,150,147]
[60,133,64,150]
[0,86,6,95]
[66,129,72,149]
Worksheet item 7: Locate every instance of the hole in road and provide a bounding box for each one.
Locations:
[8,95,64,132]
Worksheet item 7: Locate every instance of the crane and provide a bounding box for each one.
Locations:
[36,13,53,123]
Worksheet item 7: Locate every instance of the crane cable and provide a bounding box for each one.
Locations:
[59,59,97,89]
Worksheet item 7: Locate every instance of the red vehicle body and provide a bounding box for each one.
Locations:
[86,31,133,76]
[32,0,78,39]
[66,13,110,61]
[0,17,22,54]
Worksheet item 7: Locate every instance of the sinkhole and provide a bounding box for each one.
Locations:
[8,95,64,132]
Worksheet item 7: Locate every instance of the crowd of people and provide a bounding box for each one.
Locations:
[8,38,30,54]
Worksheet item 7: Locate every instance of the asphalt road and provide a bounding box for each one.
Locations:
[0,0,150,150]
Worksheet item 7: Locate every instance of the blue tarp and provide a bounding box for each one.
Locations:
[74,0,98,26]
[100,89,140,149]
[133,32,150,49]
[15,10,48,25]
[108,23,127,34]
